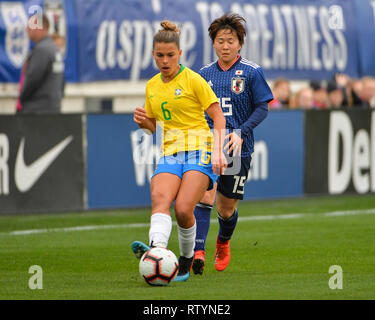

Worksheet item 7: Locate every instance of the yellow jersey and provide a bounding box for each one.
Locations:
[145,65,218,156]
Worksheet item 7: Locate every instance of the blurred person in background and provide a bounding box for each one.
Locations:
[349,78,363,107]
[290,87,314,109]
[310,81,328,109]
[51,32,66,99]
[333,73,350,106]
[17,13,64,114]
[51,32,65,52]
[327,81,345,108]
[359,76,375,108]
[269,78,291,110]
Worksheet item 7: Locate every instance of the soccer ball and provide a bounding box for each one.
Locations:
[139,247,179,286]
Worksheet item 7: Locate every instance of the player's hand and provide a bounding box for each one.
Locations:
[335,73,350,87]
[133,107,148,125]
[224,132,243,157]
[133,107,156,133]
[212,149,228,176]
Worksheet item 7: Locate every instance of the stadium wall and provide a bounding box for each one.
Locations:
[1,109,374,215]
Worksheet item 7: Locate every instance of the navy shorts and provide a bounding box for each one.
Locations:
[152,150,218,191]
[217,155,252,200]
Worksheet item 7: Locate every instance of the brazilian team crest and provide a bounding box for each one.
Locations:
[231,77,245,94]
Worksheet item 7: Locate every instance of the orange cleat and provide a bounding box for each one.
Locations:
[214,238,230,271]
[192,250,206,275]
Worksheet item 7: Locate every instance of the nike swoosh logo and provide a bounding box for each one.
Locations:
[15,136,73,193]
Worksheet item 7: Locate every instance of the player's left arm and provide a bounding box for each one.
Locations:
[225,103,268,156]
[239,68,273,138]
[226,68,273,156]
[238,102,269,138]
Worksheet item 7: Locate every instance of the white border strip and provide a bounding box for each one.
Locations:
[2,208,375,237]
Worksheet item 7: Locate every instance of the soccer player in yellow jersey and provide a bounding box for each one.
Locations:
[132,21,227,282]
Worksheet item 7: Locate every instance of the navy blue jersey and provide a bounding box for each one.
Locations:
[199,56,273,157]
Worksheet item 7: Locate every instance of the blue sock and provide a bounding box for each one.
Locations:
[218,209,238,242]
[194,203,212,251]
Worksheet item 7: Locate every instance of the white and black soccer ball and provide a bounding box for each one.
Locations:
[139,247,179,286]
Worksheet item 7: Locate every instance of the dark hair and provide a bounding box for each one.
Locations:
[153,20,180,49]
[42,14,50,30]
[29,13,50,30]
[208,13,246,45]
[327,81,339,93]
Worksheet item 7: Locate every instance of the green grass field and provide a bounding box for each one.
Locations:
[1,194,374,300]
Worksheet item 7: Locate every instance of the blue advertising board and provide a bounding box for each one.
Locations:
[353,0,375,78]
[86,111,304,209]
[244,110,304,200]
[75,0,360,81]
[2,0,375,83]
[0,0,41,82]
[86,114,158,209]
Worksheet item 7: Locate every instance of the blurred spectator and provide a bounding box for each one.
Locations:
[333,73,350,106]
[290,87,314,109]
[269,78,291,110]
[51,32,66,99]
[359,76,375,108]
[327,81,344,108]
[349,78,363,107]
[15,58,29,113]
[310,80,328,109]
[17,14,64,114]
[51,32,65,51]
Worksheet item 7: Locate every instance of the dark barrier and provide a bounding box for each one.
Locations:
[304,109,375,195]
[0,115,85,214]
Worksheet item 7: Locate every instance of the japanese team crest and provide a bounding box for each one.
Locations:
[231,77,245,94]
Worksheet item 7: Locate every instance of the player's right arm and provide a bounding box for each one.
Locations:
[133,107,156,134]
[134,84,157,134]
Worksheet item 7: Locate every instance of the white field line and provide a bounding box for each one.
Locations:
[2,208,375,237]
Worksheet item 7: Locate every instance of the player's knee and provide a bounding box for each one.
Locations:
[174,200,190,217]
[200,193,215,206]
[217,203,237,219]
[218,210,235,220]
[151,189,172,210]
[216,194,238,218]
[174,200,194,226]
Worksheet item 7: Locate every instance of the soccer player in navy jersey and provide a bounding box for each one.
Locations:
[192,13,274,274]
